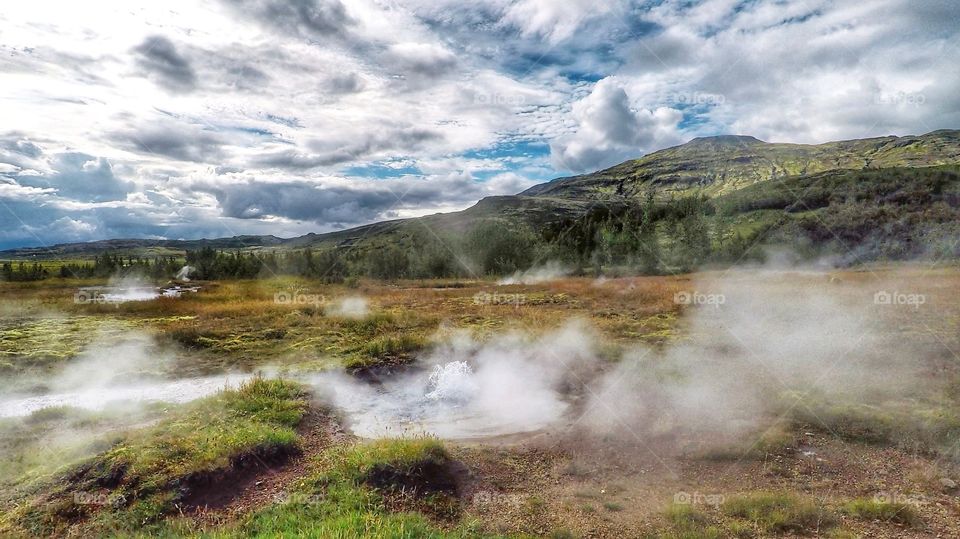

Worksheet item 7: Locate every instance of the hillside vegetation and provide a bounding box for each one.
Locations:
[4,131,960,279]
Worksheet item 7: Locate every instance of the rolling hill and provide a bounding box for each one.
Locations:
[523,129,960,199]
[3,129,960,265]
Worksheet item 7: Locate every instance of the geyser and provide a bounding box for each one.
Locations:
[312,322,594,439]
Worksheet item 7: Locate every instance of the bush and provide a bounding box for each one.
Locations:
[722,493,837,534]
[842,498,921,526]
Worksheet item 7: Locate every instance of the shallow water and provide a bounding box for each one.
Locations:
[77,285,200,304]
[0,374,253,418]
[315,361,569,440]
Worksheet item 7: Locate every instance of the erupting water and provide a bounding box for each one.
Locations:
[316,357,569,440]
[425,361,477,402]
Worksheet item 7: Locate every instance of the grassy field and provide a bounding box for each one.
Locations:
[1,266,959,537]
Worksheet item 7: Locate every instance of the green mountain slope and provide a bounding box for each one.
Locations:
[3,130,959,270]
[522,130,960,199]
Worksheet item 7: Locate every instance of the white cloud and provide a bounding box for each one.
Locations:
[385,42,458,78]
[501,0,625,44]
[550,77,683,172]
[0,0,957,247]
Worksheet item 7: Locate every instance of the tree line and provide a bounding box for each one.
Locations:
[1,195,771,283]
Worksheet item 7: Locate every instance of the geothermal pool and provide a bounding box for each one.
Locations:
[0,374,253,418]
[315,360,571,440]
[76,285,200,303]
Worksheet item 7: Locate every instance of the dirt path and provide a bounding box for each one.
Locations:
[184,403,351,526]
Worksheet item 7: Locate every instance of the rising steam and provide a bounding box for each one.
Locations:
[310,321,598,439]
[310,267,940,452]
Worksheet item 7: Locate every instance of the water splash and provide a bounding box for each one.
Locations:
[175,265,195,281]
[425,361,477,402]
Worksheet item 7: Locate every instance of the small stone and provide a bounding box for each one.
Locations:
[939,477,957,489]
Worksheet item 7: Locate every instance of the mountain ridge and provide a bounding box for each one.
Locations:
[3,129,960,259]
[521,129,960,199]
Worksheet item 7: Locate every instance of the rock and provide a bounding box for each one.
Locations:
[939,477,957,489]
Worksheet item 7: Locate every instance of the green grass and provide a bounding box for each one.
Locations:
[0,317,133,373]
[721,493,837,534]
[191,438,500,539]
[654,494,845,538]
[5,428,511,538]
[2,379,308,538]
[654,504,724,539]
[0,405,166,495]
[692,421,796,461]
[786,396,960,461]
[842,498,921,526]
[603,501,624,512]
[356,334,428,365]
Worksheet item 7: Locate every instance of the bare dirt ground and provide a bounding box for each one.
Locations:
[450,427,960,538]
[185,404,351,527]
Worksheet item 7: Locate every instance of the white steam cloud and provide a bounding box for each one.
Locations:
[327,296,370,319]
[310,267,940,453]
[0,331,252,418]
[310,321,598,439]
[580,269,933,448]
[499,261,570,285]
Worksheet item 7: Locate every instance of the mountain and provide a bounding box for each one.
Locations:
[3,129,959,261]
[522,130,960,199]
[289,129,960,253]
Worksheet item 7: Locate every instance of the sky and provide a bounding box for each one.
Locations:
[0,0,958,249]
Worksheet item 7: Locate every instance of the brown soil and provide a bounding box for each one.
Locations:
[446,426,960,538]
[366,457,473,523]
[182,403,351,526]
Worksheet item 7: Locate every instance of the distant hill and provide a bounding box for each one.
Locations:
[288,129,960,257]
[522,130,960,199]
[0,236,284,260]
[3,129,959,264]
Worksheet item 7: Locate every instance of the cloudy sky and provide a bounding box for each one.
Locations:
[1,0,957,249]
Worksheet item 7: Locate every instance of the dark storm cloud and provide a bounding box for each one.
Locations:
[220,0,355,41]
[133,35,197,93]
